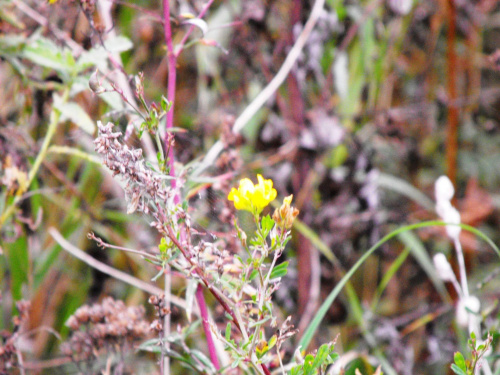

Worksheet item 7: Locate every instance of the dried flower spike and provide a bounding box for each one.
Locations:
[273,195,299,229]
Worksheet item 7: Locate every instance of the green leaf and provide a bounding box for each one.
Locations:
[303,354,315,375]
[270,261,288,280]
[298,221,500,351]
[312,344,330,369]
[249,269,259,281]
[161,95,171,112]
[268,335,277,349]
[54,100,96,134]
[22,36,74,74]
[454,352,466,371]
[3,235,29,301]
[450,364,467,375]
[102,35,134,52]
[137,338,162,353]
[225,322,231,341]
[191,349,217,373]
[261,214,275,236]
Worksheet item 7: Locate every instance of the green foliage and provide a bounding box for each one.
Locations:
[291,342,339,375]
[451,333,493,375]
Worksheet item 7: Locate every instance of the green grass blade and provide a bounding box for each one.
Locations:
[298,220,499,351]
[398,231,450,302]
[370,247,410,311]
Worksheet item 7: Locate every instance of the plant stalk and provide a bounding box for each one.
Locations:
[0,88,69,229]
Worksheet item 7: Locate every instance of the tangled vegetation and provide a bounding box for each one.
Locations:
[1,0,500,374]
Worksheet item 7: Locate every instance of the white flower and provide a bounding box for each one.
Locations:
[333,52,348,100]
[435,175,455,204]
[387,0,413,15]
[456,295,480,328]
[434,175,461,241]
[433,253,456,282]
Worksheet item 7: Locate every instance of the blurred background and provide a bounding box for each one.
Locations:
[1,0,500,374]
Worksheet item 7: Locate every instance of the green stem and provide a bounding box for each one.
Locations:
[0,88,70,229]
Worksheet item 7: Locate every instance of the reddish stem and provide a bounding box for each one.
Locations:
[162,0,178,178]
[261,364,272,375]
[161,3,271,374]
[162,1,221,371]
[196,285,220,370]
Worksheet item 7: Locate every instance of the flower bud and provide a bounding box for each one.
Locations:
[89,69,105,94]
[435,175,455,204]
[273,195,299,229]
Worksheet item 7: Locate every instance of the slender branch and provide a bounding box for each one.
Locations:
[261,364,272,375]
[165,226,242,331]
[48,227,192,312]
[192,0,326,177]
[161,2,224,372]
[175,0,215,58]
[0,88,69,229]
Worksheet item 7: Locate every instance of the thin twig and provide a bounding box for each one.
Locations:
[0,89,69,229]
[192,0,326,177]
[88,232,157,260]
[48,227,191,312]
[162,0,178,156]
[175,0,215,58]
[12,0,83,54]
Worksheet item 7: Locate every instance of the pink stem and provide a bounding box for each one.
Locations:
[162,0,178,180]
[196,285,221,370]
[162,1,220,370]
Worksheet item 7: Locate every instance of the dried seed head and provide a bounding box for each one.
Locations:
[273,195,299,229]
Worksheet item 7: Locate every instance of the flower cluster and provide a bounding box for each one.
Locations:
[0,300,30,373]
[228,174,277,215]
[62,297,150,362]
[94,121,173,215]
[148,294,170,333]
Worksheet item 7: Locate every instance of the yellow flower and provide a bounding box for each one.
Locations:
[228,174,277,214]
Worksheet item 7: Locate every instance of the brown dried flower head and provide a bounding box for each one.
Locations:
[273,195,299,229]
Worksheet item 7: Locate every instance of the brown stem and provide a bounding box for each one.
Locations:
[446,0,458,188]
